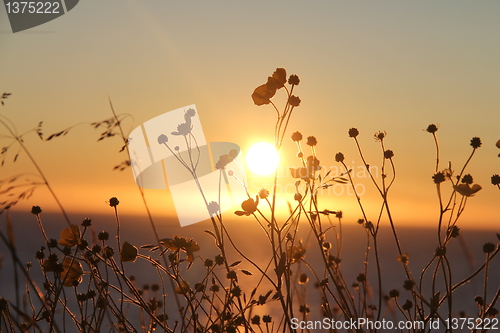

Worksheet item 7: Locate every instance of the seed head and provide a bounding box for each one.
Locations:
[348,128,359,138]
[470,137,482,149]
[426,124,438,133]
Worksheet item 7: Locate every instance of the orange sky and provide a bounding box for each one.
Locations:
[0,1,499,229]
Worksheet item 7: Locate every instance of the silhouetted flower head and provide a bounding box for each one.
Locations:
[291,131,303,142]
[259,188,269,199]
[389,289,400,298]
[262,315,272,323]
[98,231,109,241]
[483,242,496,254]
[288,74,300,86]
[229,149,239,159]
[307,136,317,146]
[432,172,446,184]
[487,308,499,318]
[470,137,482,148]
[402,300,413,311]
[109,197,119,207]
[294,193,302,201]
[460,174,473,184]
[234,196,259,216]
[288,95,301,107]
[375,131,386,141]
[454,183,482,197]
[491,174,500,186]
[251,315,261,325]
[335,152,345,163]
[252,77,278,106]
[426,124,438,133]
[207,201,220,215]
[497,140,500,149]
[272,68,287,88]
[287,241,306,263]
[447,225,460,238]
[348,128,359,138]
[157,134,168,145]
[81,218,92,227]
[403,280,415,290]
[215,154,234,170]
[435,246,446,257]
[31,206,42,215]
[384,150,394,159]
[161,236,200,262]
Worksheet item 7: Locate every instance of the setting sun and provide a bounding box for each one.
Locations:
[245,142,280,176]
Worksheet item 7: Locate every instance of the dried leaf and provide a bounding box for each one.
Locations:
[229,260,242,267]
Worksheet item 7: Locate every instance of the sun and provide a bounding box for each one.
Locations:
[245,142,280,176]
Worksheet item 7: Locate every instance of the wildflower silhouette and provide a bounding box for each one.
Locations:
[161,236,200,263]
[234,196,259,216]
[171,108,196,136]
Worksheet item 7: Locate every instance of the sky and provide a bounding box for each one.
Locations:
[0,1,499,229]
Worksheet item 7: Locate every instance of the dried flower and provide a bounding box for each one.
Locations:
[251,315,261,325]
[483,242,496,254]
[252,77,278,106]
[291,131,303,142]
[98,231,109,241]
[259,188,269,199]
[31,206,42,215]
[288,95,301,107]
[454,183,482,197]
[491,174,500,186]
[215,153,234,169]
[461,174,473,184]
[287,241,306,263]
[402,300,413,311]
[81,218,92,227]
[348,128,359,138]
[426,124,438,133]
[161,236,200,263]
[403,280,415,290]
[272,68,287,88]
[384,150,394,159]
[435,246,447,257]
[207,201,220,215]
[432,172,446,184]
[109,197,119,207]
[375,131,386,141]
[235,197,259,216]
[288,74,300,85]
[306,136,317,146]
[58,224,80,247]
[447,225,460,238]
[335,152,345,163]
[389,289,400,298]
[60,258,83,287]
[157,134,168,145]
[470,137,482,148]
[120,241,138,262]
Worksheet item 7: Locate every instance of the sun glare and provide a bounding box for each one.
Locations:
[245,142,279,176]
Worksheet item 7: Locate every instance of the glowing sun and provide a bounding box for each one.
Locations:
[245,142,280,176]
